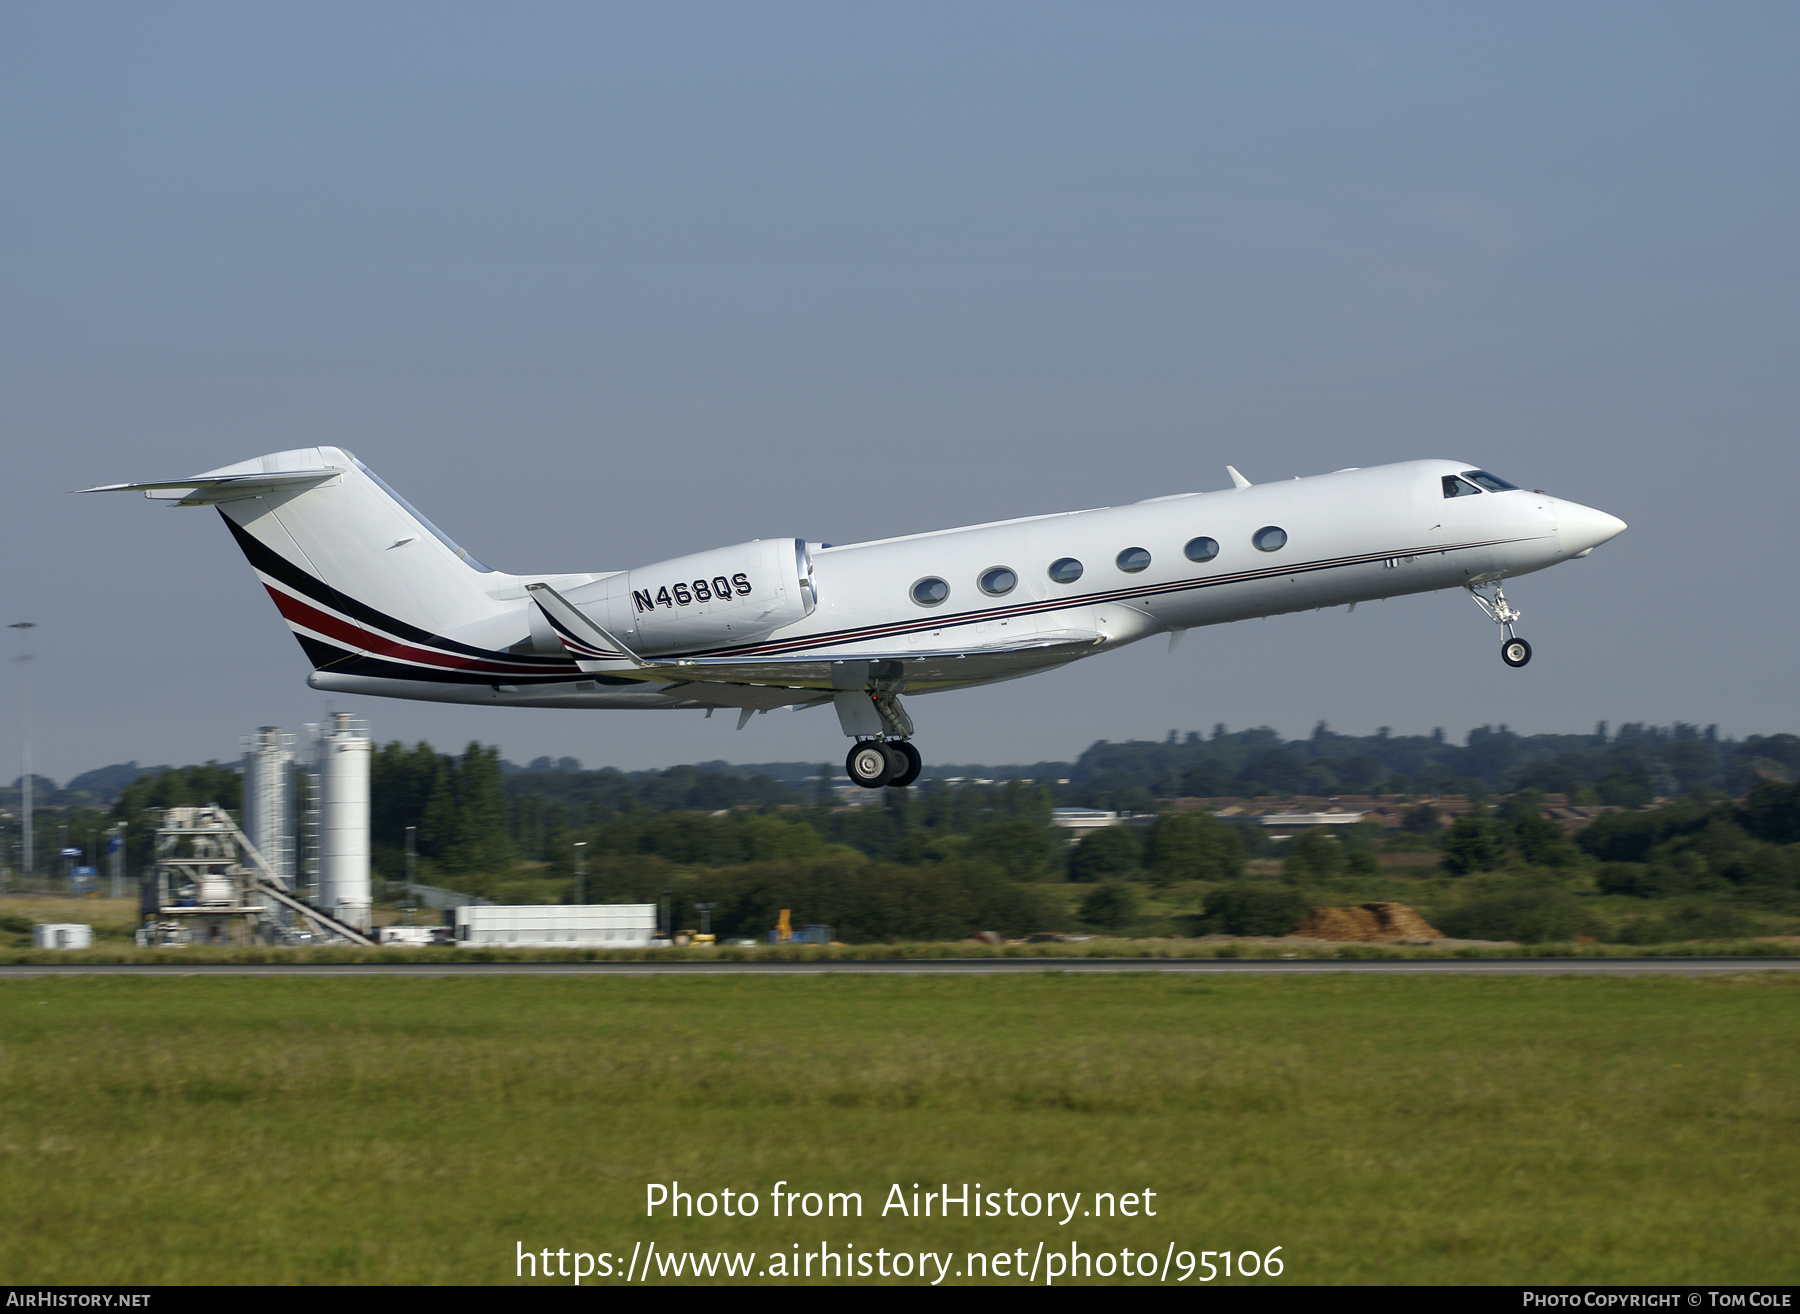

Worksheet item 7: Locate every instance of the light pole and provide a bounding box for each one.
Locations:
[572,841,586,904]
[9,622,34,885]
[107,823,124,899]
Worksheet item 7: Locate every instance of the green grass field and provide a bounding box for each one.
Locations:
[1,972,1795,1285]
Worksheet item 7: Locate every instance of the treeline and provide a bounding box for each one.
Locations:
[1386,779,1800,896]
[1071,721,1800,809]
[479,720,1800,820]
[14,734,1798,947]
[1189,780,1800,945]
[361,740,1254,941]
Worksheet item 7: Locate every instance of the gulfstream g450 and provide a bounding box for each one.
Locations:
[86,451,1625,788]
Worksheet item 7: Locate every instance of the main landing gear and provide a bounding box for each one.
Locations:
[1467,581,1532,668]
[833,665,921,788]
[847,739,922,789]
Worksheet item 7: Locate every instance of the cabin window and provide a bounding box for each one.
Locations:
[1442,475,1482,498]
[978,566,1018,596]
[1252,525,1287,552]
[1116,547,1151,573]
[1462,470,1519,492]
[1048,557,1084,584]
[910,577,950,607]
[1184,536,1220,563]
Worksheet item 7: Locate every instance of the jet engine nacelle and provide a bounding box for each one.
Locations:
[543,538,818,656]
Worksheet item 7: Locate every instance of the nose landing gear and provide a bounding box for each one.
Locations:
[846,739,922,789]
[1467,581,1531,668]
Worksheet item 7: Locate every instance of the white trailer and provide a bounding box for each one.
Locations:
[33,924,93,949]
[454,903,660,948]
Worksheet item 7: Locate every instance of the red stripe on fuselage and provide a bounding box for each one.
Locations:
[263,584,578,677]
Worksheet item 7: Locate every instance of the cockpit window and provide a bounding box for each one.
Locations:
[1462,470,1519,493]
[1442,475,1482,498]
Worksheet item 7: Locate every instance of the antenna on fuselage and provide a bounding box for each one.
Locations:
[1226,466,1251,489]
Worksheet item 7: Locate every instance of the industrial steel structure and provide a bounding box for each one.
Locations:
[137,803,373,947]
[241,726,294,885]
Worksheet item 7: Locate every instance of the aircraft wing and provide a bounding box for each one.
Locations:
[525,582,1102,691]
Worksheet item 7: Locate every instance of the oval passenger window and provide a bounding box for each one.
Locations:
[1116,547,1151,573]
[1253,526,1287,552]
[978,567,1018,596]
[1048,558,1084,584]
[910,577,950,606]
[1184,536,1220,563]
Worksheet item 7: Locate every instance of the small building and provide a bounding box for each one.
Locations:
[33,923,93,950]
[1221,810,1369,839]
[1049,808,1158,840]
[454,903,659,948]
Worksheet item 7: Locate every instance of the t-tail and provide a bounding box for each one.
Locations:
[82,446,601,693]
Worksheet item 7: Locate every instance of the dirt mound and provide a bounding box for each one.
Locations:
[1293,901,1443,942]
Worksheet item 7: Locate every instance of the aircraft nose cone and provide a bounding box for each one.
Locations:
[1558,500,1627,557]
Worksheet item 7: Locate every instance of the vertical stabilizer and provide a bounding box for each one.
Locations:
[88,448,598,688]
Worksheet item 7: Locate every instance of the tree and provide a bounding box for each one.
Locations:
[113,763,242,818]
[1597,765,1655,808]
[1440,817,1506,875]
[964,818,1059,880]
[1509,812,1580,868]
[1198,885,1309,936]
[1282,829,1343,882]
[417,753,458,861]
[1142,812,1245,886]
[1740,779,1800,846]
[1401,803,1441,836]
[371,740,443,852]
[414,743,513,877]
[1434,891,1586,943]
[1079,881,1141,931]
[1068,825,1140,882]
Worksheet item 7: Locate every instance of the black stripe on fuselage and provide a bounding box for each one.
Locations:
[219,510,576,671]
[294,633,639,688]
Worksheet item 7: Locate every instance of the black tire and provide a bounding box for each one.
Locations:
[846,742,892,788]
[887,741,923,788]
[1501,637,1532,668]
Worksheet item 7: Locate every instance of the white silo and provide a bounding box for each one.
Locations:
[241,726,293,884]
[318,712,372,930]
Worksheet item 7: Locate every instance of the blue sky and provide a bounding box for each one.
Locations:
[4,3,1796,780]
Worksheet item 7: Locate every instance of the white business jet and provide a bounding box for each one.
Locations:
[86,450,1624,788]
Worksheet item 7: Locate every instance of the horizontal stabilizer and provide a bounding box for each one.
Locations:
[79,468,345,504]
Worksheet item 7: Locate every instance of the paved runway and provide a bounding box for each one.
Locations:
[1,957,1794,977]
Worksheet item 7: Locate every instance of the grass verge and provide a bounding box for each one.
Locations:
[0,972,1795,1284]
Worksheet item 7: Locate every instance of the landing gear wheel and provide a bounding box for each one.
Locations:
[1501,637,1532,668]
[886,741,922,788]
[847,742,893,788]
